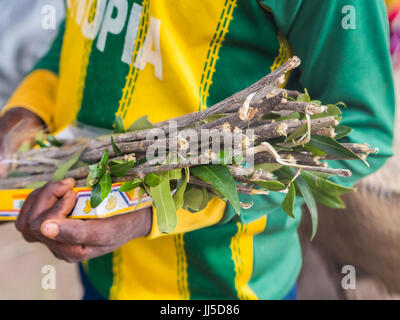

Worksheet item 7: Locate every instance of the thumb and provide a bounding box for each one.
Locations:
[38,189,77,239]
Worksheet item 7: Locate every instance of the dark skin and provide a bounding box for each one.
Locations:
[0,108,45,178]
[0,108,152,262]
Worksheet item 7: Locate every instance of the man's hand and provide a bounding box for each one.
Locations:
[0,107,45,178]
[16,178,152,263]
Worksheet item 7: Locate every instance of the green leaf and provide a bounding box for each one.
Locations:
[173,167,189,210]
[54,147,86,181]
[281,183,296,219]
[134,187,146,210]
[109,160,135,177]
[275,112,301,122]
[334,125,353,140]
[36,140,48,148]
[26,181,47,190]
[35,131,48,148]
[310,171,333,180]
[336,101,347,108]
[149,171,177,233]
[111,136,123,157]
[293,172,318,240]
[169,169,182,181]
[325,104,342,116]
[303,143,327,156]
[86,165,105,188]
[310,190,345,209]
[72,160,89,170]
[90,183,103,208]
[301,171,353,195]
[128,115,154,132]
[85,149,109,187]
[232,154,244,165]
[46,135,63,147]
[113,116,126,134]
[190,165,241,215]
[272,167,293,184]
[203,113,226,122]
[88,165,105,178]
[108,159,124,166]
[300,171,353,209]
[119,178,143,192]
[310,135,367,165]
[313,104,341,118]
[100,173,112,200]
[182,186,211,213]
[217,150,231,165]
[297,89,311,102]
[99,149,109,170]
[144,173,162,187]
[7,171,30,178]
[254,163,283,172]
[253,180,287,191]
[283,123,307,143]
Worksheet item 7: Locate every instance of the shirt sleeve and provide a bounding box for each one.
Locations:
[0,19,66,132]
[260,0,396,187]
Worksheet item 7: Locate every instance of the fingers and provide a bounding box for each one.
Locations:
[28,179,76,220]
[15,189,41,242]
[47,242,89,264]
[47,241,114,263]
[42,214,132,247]
[30,189,77,240]
[15,179,76,243]
[14,180,152,264]
[41,208,152,247]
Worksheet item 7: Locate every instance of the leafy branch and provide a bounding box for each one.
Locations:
[1,57,378,238]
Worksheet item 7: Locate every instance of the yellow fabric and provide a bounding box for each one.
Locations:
[1,70,58,131]
[147,197,227,239]
[55,0,96,132]
[230,215,267,300]
[112,234,184,299]
[118,0,237,125]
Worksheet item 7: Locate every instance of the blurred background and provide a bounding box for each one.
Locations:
[0,0,82,299]
[0,0,399,300]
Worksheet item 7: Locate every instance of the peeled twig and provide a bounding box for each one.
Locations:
[251,142,352,177]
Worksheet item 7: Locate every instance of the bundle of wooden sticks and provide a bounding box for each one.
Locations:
[0,57,376,234]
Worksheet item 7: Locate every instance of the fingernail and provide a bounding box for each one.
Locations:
[42,222,59,238]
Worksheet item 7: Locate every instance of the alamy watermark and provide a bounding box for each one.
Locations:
[41,5,57,30]
[41,265,56,290]
[341,265,356,290]
[342,5,356,30]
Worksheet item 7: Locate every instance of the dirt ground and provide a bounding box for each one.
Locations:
[0,222,82,300]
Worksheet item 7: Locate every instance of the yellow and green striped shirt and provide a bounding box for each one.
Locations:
[3,0,394,299]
